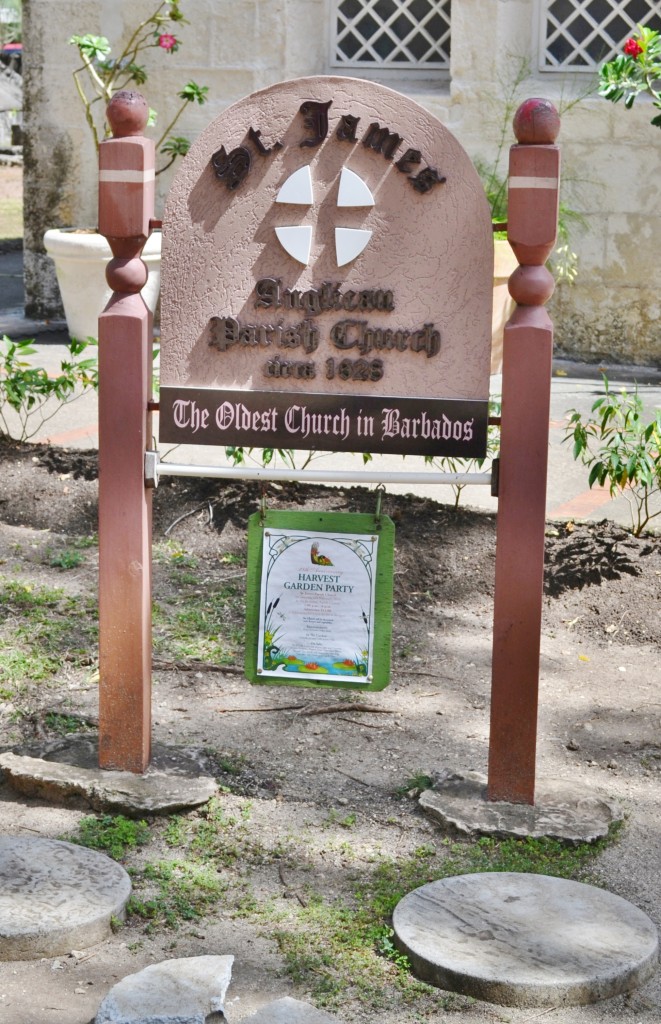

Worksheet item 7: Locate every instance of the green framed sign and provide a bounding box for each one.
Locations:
[245,510,394,691]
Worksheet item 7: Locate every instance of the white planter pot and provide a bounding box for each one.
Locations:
[43,228,161,341]
[491,237,518,376]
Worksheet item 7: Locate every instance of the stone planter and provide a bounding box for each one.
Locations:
[491,237,518,375]
[43,228,161,341]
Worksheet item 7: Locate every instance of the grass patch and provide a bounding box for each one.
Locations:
[219,552,244,566]
[128,859,227,931]
[0,643,60,686]
[67,798,284,933]
[49,548,85,570]
[0,577,98,693]
[43,711,91,735]
[127,798,275,931]
[69,814,151,860]
[153,583,245,664]
[152,540,246,665]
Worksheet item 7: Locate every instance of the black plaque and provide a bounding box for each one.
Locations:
[159,387,488,458]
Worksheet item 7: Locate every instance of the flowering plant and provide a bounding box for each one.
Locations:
[70,0,208,173]
[599,26,661,129]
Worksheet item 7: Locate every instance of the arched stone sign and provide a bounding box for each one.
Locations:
[159,77,493,458]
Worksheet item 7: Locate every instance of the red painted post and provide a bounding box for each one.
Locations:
[488,99,561,804]
[97,91,154,772]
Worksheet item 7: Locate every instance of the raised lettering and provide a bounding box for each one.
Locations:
[299,100,333,147]
[254,277,280,309]
[336,114,360,142]
[209,316,239,351]
[396,148,422,174]
[210,146,251,190]
[410,167,446,194]
[248,127,283,156]
[362,122,403,160]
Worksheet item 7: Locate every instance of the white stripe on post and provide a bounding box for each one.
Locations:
[509,176,559,189]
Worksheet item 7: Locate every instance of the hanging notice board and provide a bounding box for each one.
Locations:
[158,76,493,459]
[245,510,394,690]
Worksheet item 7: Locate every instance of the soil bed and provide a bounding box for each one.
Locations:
[0,439,660,1024]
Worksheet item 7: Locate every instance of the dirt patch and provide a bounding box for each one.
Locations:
[1,439,661,1024]
[544,520,646,596]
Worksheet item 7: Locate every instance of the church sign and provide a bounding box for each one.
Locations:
[159,77,493,458]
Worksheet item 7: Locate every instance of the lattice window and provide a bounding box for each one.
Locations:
[331,0,451,70]
[540,0,661,70]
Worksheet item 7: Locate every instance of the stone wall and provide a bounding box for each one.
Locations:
[22,0,660,365]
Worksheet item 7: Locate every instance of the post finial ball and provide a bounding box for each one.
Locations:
[513,98,560,145]
[107,91,149,138]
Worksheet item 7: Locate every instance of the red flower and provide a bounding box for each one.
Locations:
[623,38,643,58]
[158,33,177,51]
[304,662,320,670]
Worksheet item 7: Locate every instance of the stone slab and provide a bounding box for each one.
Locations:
[0,836,131,960]
[0,735,218,816]
[241,996,344,1023]
[94,955,233,1023]
[393,872,658,1007]
[419,771,623,842]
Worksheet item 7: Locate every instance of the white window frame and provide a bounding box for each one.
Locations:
[537,0,661,73]
[329,0,451,77]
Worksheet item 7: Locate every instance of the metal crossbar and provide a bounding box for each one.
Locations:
[145,451,493,489]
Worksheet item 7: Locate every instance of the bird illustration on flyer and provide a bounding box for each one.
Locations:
[257,528,378,683]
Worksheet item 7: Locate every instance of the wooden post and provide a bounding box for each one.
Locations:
[488,99,561,804]
[97,91,155,772]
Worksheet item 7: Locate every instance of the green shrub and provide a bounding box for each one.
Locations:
[565,375,661,536]
[0,335,98,441]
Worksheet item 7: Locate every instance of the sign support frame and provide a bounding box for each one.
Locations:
[97,88,559,809]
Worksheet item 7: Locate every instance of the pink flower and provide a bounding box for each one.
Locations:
[158,33,177,51]
[623,38,643,58]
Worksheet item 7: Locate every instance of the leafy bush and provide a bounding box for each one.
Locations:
[565,376,661,536]
[599,26,661,130]
[0,335,98,441]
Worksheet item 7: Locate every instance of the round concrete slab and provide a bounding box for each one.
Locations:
[392,872,658,1007]
[0,836,131,960]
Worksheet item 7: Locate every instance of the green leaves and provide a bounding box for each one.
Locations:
[160,135,190,157]
[598,26,661,129]
[0,335,98,442]
[70,2,209,167]
[564,375,661,535]
[178,80,209,105]
[125,62,148,86]
[70,34,111,62]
